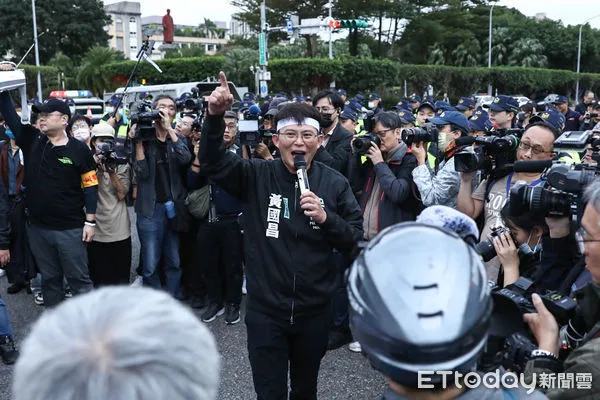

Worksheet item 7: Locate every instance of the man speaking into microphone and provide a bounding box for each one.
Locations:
[199,72,363,399]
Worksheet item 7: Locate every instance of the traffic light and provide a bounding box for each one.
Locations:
[329,19,369,29]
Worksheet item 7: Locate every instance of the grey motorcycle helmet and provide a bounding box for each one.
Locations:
[347,222,492,388]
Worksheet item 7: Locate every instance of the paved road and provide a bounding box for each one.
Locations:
[0,210,385,399]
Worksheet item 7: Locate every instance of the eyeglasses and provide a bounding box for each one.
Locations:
[72,124,89,130]
[278,131,319,141]
[518,141,552,155]
[225,123,237,130]
[372,128,394,138]
[315,106,335,113]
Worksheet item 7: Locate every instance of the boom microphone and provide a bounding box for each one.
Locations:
[455,136,477,146]
[294,154,310,195]
[512,160,554,173]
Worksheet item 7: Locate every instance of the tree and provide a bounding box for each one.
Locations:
[509,38,547,68]
[427,42,446,65]
[77,46,124,96]
[451,40,481,67]
[0,0,111,64]
[489,27,510,66]
[223,48,258,89]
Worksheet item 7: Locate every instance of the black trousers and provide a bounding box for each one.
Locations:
[87,237,132,287]
[246,308,330,400]
[196,217,243,305]
[180,220,205,297]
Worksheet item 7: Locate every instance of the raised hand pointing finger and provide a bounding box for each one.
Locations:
[208,70,234,116]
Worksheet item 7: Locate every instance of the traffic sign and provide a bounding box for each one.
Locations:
[286,19,294,34]
[260,81,268,97]
[259,70,272,81]
[258,33,266,65]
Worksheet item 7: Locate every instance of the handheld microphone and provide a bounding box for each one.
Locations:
[513,159,554,173]
[293,154,310,195]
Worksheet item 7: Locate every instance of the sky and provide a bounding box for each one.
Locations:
[103,0,600,29]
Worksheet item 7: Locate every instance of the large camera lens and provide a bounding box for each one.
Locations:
[401,127,436,146]
[509,184,571,217]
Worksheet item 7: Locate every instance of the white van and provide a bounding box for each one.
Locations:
[113,82,247,110]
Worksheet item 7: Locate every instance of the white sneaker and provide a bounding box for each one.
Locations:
[34,292,44,306]
[348,341,362,353]
[242,274,247,295]
[131,275,143,287]
[0,269,5,277]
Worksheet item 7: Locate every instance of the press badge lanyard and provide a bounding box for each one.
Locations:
[505,172,543,198]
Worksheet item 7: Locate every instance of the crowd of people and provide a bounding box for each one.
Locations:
[0,65,599,399]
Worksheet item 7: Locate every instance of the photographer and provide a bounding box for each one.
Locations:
[350,111,420,237]
[457,123,556,280]
[87,124,132,287]
[198,72,362,399]
[347,223,546,399]
[579,103,600,131]
[492,203,579,295]
[523,179,600,398]
[411,111,470,208]
[131,94,192,298]
[312,90,353,177]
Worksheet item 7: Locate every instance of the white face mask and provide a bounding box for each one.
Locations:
[368,101,377,109]
[74,128,90,142]
[437,131,450,150]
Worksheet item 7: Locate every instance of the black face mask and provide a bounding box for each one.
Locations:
[320,112,335,128]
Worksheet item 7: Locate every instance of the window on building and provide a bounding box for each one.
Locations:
[116,37,124,52]
[116,18,123,32]
[129,17,137,34]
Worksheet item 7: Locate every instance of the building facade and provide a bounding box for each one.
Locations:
[104,1,143,60]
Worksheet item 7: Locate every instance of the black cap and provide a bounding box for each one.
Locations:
[32,99,71,118]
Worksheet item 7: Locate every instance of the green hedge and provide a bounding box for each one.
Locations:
[101,57,600,103]
[102,57,226,86]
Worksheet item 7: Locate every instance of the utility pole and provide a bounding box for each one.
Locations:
[487,4,494,96]
[32,0,42,101]
[328,0,333,60]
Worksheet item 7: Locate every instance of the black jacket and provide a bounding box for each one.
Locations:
[313,122,353,177]
[348,144,421,232]
[199,114,363,320]
[0,176,9,250]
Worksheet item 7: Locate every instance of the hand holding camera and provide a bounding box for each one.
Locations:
[492,230,519,273]
[410,141,428,166]
[523,293,560,355]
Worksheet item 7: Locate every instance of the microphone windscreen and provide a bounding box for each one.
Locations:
[513,160,553,173]
[293,154,306,170]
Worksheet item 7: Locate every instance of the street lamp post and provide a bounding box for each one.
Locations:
[575,14,600,105]
[487,4,495,96]
[328,0,333,60]
[32,0,42,101]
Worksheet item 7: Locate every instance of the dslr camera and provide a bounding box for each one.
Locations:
[479,277,577,373]
[177,86,206,116]
[97,141,129,170]
[352,111,380,156]
[400,123,438,147]
[129,100,162,141]
[474,226,511,262]
[454,135,519,176]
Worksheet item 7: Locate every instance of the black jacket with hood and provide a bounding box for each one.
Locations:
[198,114,363,321]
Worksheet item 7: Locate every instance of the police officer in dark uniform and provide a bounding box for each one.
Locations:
[454,97,476,119]
[368,94,384,114]
[553,95,581,132]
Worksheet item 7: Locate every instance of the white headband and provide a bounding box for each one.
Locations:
[276,117,320,133]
